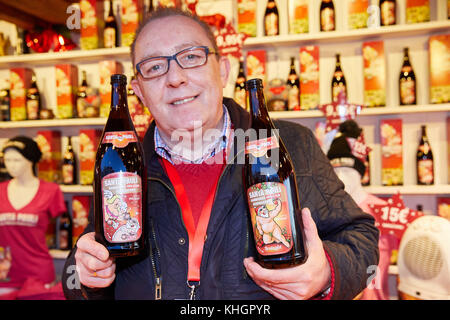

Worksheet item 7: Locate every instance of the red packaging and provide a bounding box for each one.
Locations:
[128,92,152,141]
[72,196,92,243]
[99,61,124,117]
[55,64,78,119]
[237,0,257,37]
[79,129,102,185]
[437,197,450,221]
[380,119,403,186]
[447,117,450,183]
[429,34,450,104]
[80,0,104,49]
[35,131,62,183]
[121,0,144,47]
[9,68,32,121]
[406,0,430,24]
[299,46,320,110]
[348,0,369,29]
[363,41,386,107]
[246,50,266,86]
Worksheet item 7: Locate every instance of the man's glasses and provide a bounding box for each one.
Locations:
[136,46,218,80]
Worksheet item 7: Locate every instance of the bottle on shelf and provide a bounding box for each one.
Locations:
[94,74,147,258]
[286,57,300,111]
[243,78,308,269]
[59,203,73,250]
[416,204,423,215]
[416,125,434,185]
[26,74,40,120]
[234,58,247,110]
[62,136,77,185]
[77,71,89,118]
[104,0,119,48]
[320,0,335,32]
[264,0,279,36]
[399,47,416,106]
[148,0,154,13]
[331,53,347,102]
[380,0,396,26]
[0,81,10,121]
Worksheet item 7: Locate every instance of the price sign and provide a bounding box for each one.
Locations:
[369,193,424,239]
[318,92,363,133]
[214,23,248,59]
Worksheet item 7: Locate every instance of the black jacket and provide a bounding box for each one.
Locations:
[62,98,379,300]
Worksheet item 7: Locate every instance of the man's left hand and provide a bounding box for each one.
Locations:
[243,207,331,300]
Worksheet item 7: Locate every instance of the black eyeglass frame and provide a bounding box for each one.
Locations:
[135,46,218,80]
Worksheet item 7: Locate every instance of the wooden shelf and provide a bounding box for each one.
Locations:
[0,117,106,129]
[243,20,450,48]
[60,185,93,193]
[269,103,450,119]
[363,185,450,195]
[49,249,70,259]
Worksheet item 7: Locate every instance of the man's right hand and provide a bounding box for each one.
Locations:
[75,232,116,288]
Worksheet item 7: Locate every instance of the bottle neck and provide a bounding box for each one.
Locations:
[109,0,114,17]
[248,85,271,124]
[110,81,128,111]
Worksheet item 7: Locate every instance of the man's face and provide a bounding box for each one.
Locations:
[132,16,230,141]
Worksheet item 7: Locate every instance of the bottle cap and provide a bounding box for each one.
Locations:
[245,78,263,90]
[111,74,127,84]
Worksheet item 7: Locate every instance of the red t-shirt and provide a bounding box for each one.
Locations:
[0,180,66,288]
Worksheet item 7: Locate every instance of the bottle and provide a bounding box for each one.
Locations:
[76,71,89,118]
[331,53,347,102]
[104,0,118,48]
[416,125,434,185]
[234,58,247,110]
[0,83,10,121]
[361,155,370,186]
[243,78,308,269]
[399,47,416,105]
[416,204,423,214]
[59,203,73,250]
[380,0,396,26]
[148,0,153,13]
[94,74,147,258]
[287,57,300,111]
[264,0,279,36]
[26,74,40,120]
[320,0,335,32]
[62,136,77,185]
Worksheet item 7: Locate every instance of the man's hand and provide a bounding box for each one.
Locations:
[75,232,116,288]
[243,208,331,300]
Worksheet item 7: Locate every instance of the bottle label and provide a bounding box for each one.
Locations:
[102,131,138,148]
[26,99,39,120]
[332,83,346,102]
[400,79,415,104]
[101,172,142,243]
[288,86,300,111]
[381,2,395,25]
[247,182,293,256]
[104,28,116,48]
[418,160,433,184]
[321,8,335,31]
[245,136,279,157]
[265,13,278,36]
[62,164,74,184]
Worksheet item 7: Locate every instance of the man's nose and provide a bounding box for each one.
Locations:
[166,59,188,87]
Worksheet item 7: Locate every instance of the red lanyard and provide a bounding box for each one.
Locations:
[162,159,221,282]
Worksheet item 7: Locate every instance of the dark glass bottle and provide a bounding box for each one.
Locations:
[0,85,10,121]
[26,74,40,120]
[287,57,300,111]
[243,78,308,269]
[104,0,118,48]
[264,0,279,36]
[94,74,147,258]
[76,71,88,118]
[62,136,77,185]
[380,0,396,26]
[416,125,434,185]
[331,53,347,102]
[399,47,416,105]
[59,203,73,250]
[148,0,153,13]
[234,58,247,110]
[320,0,335,32]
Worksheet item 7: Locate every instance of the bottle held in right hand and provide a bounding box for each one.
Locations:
[243,78,307,269]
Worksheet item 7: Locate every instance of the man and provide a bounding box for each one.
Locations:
[62,8,379,300]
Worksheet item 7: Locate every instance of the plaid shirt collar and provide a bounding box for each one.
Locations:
[154,105,233,164]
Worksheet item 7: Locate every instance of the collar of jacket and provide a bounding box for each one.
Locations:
[143,97,250,182]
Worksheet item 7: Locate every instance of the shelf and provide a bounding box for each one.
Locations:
[363,185,450,195]
[49,249,70,259]
[0,47,130,68]
[243,20,450,48]
[389,265,398,276]
[269,103,450,119]
[0,117,106,129]
[60,185,93,193]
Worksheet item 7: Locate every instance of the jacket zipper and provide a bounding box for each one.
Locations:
[148,217,162,299]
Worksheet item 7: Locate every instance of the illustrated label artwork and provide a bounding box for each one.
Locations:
[101,172,142,243]
[245,136,279,157]
[102,131,137,148]
[247,182,293,255]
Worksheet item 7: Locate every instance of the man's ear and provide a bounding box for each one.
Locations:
[131,76,145,103]
[219,56,231,88]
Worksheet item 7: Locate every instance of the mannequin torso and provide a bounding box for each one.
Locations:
[334,166,368,205]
